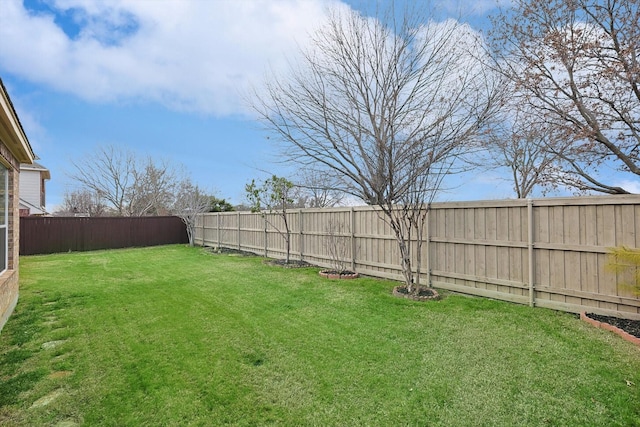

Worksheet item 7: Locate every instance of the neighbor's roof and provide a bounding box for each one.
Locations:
[20,161,51,180]
[0,77,35,164]
[19,197,47,215]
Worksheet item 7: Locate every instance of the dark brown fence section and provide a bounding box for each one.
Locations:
[20,216,188,255]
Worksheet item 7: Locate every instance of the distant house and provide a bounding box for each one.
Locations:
[0,79,36,333]
[19,162,50,216]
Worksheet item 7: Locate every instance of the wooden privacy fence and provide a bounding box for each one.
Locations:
[195,196,640,320]
[21,216,188,255]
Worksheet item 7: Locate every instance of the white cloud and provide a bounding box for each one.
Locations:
[0,0,343,116]
[613,179,640,194]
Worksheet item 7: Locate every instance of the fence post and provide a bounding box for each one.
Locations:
[237,211,241,251]
[299,210,304,261]
[201,214,205,246]
[264,213,268,258]
[426,205,431,287]
[217,213,221,249]
[528,199,535,307]
[350,207,356,272]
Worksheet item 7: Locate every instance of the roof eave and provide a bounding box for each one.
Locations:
[0,79,35,165]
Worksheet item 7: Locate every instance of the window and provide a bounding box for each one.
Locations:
[0,163,7,272]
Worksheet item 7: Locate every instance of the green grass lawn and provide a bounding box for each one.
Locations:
[1,245,639,426]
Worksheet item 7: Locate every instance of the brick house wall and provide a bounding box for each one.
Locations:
[0,79,35,333]
[0,145,23,331]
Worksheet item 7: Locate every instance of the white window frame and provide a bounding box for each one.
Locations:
[0,163,7,273]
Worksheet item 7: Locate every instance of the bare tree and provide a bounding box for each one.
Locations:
[477,103,561,198]
[58,189,106,216]
[172,179,211,246]
[294,168,345,208]
[490,0,640,194]
[253,6,502,292]
[68,145,182,216]
[323,218,353,275]
[128,158,181,216]
[68,145,134,215]
[246,175,295,263]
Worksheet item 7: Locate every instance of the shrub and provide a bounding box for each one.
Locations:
[607,246,640,297]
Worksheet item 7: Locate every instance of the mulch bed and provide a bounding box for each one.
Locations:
[207,247,314,268]
[392,285,440,301]
[207,247,257,257]
[265,259,314,268]
[585,313,640,339]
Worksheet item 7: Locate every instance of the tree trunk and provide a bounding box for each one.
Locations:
[397,237,413,293]
[186,225,194,247]
[388,217,413,292]
[285,230,290,264]
[283,211,291,263]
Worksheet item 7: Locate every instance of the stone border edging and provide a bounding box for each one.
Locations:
[319,270,359,280]
[580,311,640,347]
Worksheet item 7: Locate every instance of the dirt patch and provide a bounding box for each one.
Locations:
[206,247,315,268]
[48,371,73,380]
[41,340,66,350]
[207,247,257,257]
[30,389,64,408]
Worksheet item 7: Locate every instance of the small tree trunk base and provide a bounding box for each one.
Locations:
[392,285,440,301]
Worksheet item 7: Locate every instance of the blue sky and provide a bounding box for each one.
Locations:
[1,0,636,210]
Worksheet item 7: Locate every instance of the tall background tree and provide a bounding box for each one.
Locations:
[476,101,561,198]
[294,168,346,208]
[172,179,211,246]
[65,145,227,243]
[253,6,502,292]
[67,145,183,216]
[490,0,640,194]
[206,196,235,212]
[128,158,180,216]
[68,145,135,215]
[58,189,106,217]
